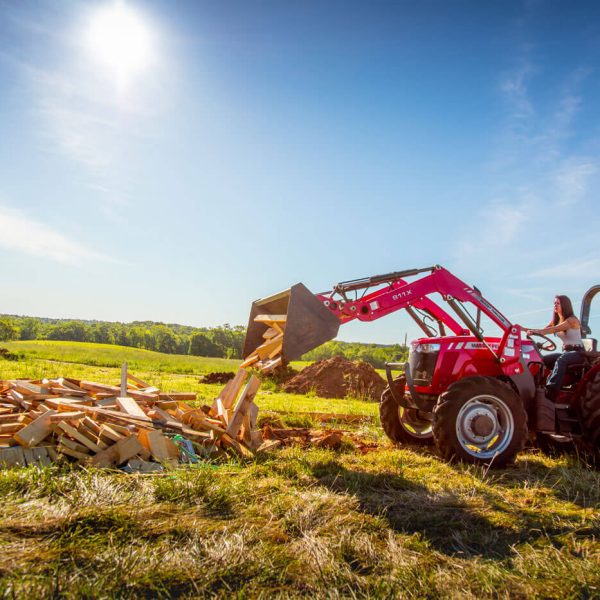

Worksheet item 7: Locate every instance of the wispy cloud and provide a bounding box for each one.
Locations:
[0,204,118,266]
[554,158,597,206]
[529,254,600,280]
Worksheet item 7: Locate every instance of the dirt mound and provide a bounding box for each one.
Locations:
[199,371,235,384]
[282,356,386,401]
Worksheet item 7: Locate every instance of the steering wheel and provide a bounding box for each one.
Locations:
[527,332,557,352]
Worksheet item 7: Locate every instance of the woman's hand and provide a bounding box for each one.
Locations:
[526,329,539,336]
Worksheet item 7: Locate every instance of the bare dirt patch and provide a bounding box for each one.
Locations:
[282,355,386,401]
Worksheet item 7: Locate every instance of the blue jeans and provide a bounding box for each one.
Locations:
[543,351,584,400]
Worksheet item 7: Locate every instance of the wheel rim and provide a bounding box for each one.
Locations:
[398,407,433,439]
[455,394,514,459]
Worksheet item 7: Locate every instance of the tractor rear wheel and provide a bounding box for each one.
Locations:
[380,379,433,445]
[578,368,600,459]
[433,376,527,467]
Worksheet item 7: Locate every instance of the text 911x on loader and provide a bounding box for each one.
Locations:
[244,265,600,467]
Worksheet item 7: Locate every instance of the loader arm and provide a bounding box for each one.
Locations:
[244,265,523,371]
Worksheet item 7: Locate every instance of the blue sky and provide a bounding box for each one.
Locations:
[0,0,599,344]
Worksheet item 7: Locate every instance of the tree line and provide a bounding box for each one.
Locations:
[0,314,409,367]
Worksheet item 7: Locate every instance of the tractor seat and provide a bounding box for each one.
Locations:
[582,338,597,352]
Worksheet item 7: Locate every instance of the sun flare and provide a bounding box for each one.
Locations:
[85,1,154,83]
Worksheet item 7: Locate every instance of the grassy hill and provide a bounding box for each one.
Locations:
[0,341,599,598]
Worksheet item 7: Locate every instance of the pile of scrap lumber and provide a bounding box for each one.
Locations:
[0,367,267,471]
[240,314,286,373]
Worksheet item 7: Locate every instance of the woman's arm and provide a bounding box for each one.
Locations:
[529,316,580,336]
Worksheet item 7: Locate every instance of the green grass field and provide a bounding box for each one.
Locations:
[0,341,599,598]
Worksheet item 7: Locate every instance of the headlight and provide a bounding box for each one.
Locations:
[416,343,441,353]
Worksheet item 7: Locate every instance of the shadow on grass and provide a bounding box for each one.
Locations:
[309,459,597,559]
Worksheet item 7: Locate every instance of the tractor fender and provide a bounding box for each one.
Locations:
[507,359,536,406]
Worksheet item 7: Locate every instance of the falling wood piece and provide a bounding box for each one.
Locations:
[226,376,261,439]
[268,342,283,359]
[255,335,284,360]
[137,430,179,465]
[259,357,283,373]
[13,410,57,448]
[253,314,287,324]
[90,436,144,468]
[116,397,150,420]
[239,353,259,369]
[216,398,229,426]
[262,327,280,340]
[210,368,247,415]
[219,369,248,409]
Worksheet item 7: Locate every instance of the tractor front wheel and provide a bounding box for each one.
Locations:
[380,379,434,446]
[433,376,527,467]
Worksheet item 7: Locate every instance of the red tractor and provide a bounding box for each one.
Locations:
[244,266,600,466]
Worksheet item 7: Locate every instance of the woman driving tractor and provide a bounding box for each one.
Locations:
[527,295,584,401]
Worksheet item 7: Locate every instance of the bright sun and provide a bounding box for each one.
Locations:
[85,1,154,83]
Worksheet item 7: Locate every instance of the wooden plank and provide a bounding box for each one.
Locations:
[268,342,283,359]
[255,335,284,360]
[137,430,179,465]
[158,392,196,401]
[56,422,105,453]
[226,376,261,438]
[13,410,57,448]
[127,372,151,388]
[48,411,86,422]
[76,423,108,450]
[219,369,248,410]
[209,368,247,415]
[262,327,280,340]
[82,416,101,435]
[98,424,125,443]
[239,353,259,368]
[11,381,45,396]
[89,436,144,468]
[58,444,90,461]
[253,314,287,324]
[116,397,150,420]
[0,423,25,435]
[58,435,91,455]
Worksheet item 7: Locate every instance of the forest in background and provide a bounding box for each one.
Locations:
[0,315,408,367]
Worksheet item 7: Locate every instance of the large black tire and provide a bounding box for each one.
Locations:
[379,378,434,446]
[433,376,528,467]
[578,368,600,457]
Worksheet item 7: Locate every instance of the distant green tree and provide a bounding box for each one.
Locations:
[152,325,178,354]
[19,318,40,340]
[47,321,90,342]
[189,332,221,357]
[0,318,19,341]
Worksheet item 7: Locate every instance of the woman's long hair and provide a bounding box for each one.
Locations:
[553,295,575,325]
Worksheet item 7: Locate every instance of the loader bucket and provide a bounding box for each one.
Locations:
[243,283,340,363]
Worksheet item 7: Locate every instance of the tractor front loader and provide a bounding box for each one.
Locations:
[244,266,600,467]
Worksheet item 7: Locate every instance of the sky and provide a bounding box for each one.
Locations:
[0,0,599,345]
